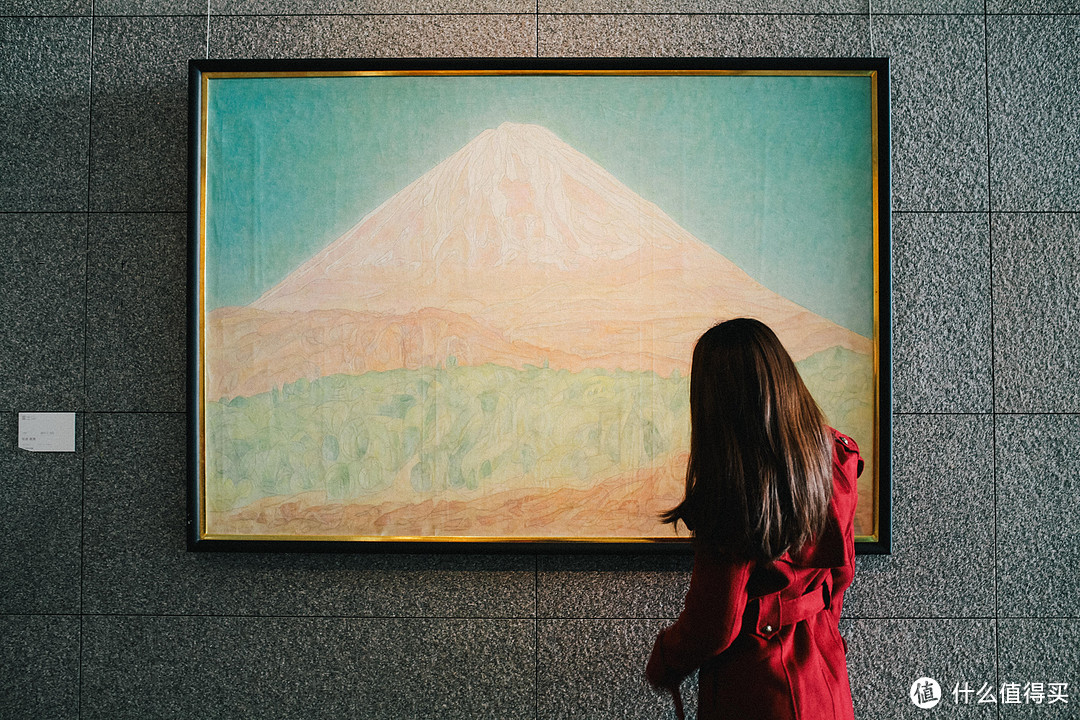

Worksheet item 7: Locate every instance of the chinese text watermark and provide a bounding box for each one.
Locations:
[909,678,1069,709]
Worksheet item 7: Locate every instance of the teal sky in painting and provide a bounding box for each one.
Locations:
[204,73,875,337]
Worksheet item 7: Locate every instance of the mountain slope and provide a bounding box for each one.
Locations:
[207,122,870,399]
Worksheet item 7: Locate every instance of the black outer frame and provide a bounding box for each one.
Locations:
[187,56,892,555]
[870,58,893,557]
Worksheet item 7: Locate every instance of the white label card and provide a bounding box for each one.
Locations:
[18,412,76,452]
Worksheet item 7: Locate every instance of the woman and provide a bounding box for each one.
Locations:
[646,318,863,720]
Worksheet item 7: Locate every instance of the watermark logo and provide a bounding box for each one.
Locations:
[910,677,942,709]
[908,678,1070,709]
[952,681,1070,706]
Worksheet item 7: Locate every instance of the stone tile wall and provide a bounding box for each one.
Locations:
[2,2,1077,717]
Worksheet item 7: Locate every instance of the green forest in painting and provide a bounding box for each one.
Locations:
[204,348,872,516]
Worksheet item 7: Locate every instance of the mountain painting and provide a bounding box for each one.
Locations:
[192,66,886,546]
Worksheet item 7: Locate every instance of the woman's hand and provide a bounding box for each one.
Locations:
[646,630,686,719]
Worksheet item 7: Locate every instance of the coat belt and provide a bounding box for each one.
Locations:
[749,573,833,639]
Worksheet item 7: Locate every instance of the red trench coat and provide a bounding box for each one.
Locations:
[646,428,863,720]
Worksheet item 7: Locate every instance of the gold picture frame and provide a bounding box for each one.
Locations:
[187,58,891,553]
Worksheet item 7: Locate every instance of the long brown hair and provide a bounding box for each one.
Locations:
[662,318,833,563]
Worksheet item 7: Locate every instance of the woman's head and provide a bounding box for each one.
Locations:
[663,318,832,562]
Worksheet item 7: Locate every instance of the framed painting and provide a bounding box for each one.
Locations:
[188,57,891,553]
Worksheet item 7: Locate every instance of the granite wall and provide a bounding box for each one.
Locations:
[2,2,1078,718]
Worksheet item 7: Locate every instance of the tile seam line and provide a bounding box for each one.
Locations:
[537,10,1074,15]
[72,10,1004,18]
[0,211,188,216]
[534,553,539,720]
[529,10,939,15]
[79,6,94,719]
[528,10,1003,15]
[6,209,1077,216]
[80,12,541,18]
[61,612,545,620]
[895,411,1080,416]
[539,615,1012,620]
[16,613,1071,621]
[11,411,1080,417]
[894,210,1080,214]
[0,411,177,416]
[11,10,1080,18]
[8,611,1080,619]
[983,5,1001,716]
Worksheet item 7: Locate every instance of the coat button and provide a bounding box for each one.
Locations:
[765,625,773,632]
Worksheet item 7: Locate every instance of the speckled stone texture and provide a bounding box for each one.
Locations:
[988,16,1080,211]
[996,415,1080,618]
[82,615,535,720]
[538,14,869,57]
[0,213,87,410]
[82,412,537,617]
[3,4,1080,718]
[845,618,997,717]
[538,619,696,720]
[214,0,533,12]
[870,0,983,11]
[1000,0,1080,8]
[95,0,210,13]
[89,16,205,213]
[892,213,991,413]
[998,620,1078,716]
[539,0,863,11]
[0,0,90,14]
[209,14,537,58]
[988,0,1080,26]
[0,615,80,720]
[844,415,995,618]
[0,412,82,615]
[873,15,988,212]
[85,214,186,412]
[0,18,90,212]
[538,553,692,619]
[993,213,1080,413]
